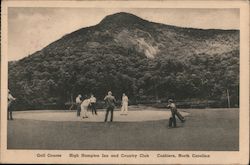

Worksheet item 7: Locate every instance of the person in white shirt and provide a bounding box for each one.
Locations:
[90,94,97,115]
[120,93,129,115]
[75,94,82,117]
[8,89,16,120]
[81,96,91,119]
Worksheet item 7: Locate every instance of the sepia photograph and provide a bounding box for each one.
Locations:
[1,0,249,164]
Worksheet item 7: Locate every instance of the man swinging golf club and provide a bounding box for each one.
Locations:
[167,99,185,128]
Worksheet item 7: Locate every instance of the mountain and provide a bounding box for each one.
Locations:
[40,12,238,59]
[8,12,239,110]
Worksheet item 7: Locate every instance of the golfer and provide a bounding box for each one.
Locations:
[8,89,16,120]
[81,96,91,119]
[167,99,177,127]
[167,99,185,128]
[76,94,82,117]
[90,94,97,115]
[120,93,129,115]
[104,91,116,122]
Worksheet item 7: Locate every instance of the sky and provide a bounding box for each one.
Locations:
[8,8,239,61]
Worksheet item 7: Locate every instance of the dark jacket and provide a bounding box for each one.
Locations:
[104,95,116,108]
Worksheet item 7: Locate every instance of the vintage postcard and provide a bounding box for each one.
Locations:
[1,0,249,164]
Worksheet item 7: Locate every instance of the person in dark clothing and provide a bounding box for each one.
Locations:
[167,99,177,127]
[104,91,116,122]
[167,99,185,128]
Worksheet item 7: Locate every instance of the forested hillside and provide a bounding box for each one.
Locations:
[8,12,239,110]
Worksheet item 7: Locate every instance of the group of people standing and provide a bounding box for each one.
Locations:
[8,88,185,127]
[75,91,185,127]
[76,94,97,119]
[75,91,129,122]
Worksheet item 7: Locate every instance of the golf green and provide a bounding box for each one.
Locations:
[7,108,239,151]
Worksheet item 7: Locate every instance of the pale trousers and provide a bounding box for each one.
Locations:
[121,102,128,114]
[81,105,88,117]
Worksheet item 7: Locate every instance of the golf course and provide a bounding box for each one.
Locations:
[7,106,239,151]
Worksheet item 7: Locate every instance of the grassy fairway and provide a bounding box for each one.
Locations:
[7,108,239,151]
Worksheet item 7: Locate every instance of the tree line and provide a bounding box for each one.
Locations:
[8,48,239,110]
